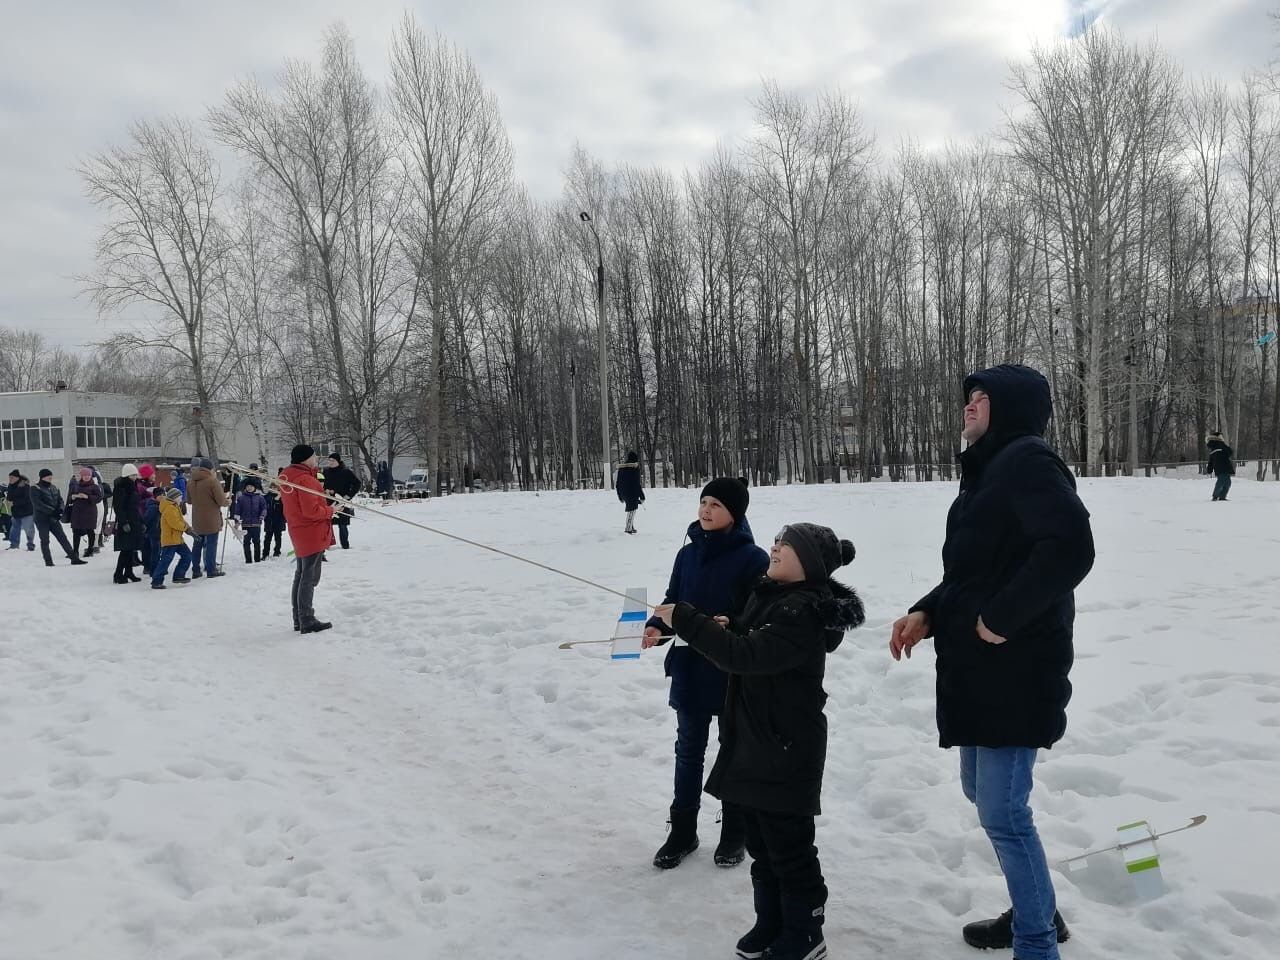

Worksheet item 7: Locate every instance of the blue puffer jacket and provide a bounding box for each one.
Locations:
[647,518,770,715]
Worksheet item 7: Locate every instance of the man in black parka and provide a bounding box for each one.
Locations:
[322,453,361,550]
[890,364,1094,960]
[1206,431,1234,501]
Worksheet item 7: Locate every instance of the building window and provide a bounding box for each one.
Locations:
[95,422,106,447]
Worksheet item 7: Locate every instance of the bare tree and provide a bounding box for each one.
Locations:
[390,13,513,488]
[79,117,231,456]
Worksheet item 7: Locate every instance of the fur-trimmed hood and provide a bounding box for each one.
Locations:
[818,579,866,651]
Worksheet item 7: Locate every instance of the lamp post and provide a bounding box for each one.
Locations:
[579,211,610,489]
[569,358,579,488]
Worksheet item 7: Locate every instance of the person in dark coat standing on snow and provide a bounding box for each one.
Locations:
[1206,431,1235,501]
[111,465,143,584]
[67,467,103,558]
[322,453,360,549]
[615,451,644,534]
[234,481,269,563]
[890,364,1095,960]
[641,478,769,870]
[263,470,287,558]
[32,469,86,566]
[281,445,336,633]
[6,470,36,551]
[656,522,863,960]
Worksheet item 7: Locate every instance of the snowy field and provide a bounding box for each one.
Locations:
[2,476,1277,960]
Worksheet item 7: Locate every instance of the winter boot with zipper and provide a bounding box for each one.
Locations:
[652,806,699,869]
[736,880,782,959]
[962,908,1069,950]
[715,804,747,867]
[764,895,826,960]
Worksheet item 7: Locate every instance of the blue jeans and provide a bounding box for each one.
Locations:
[961,747,1059,960]
[673,709,714,810]
[8,515,34,548]
[1212,474,1231,500]
[152,544,193,585]
[190,532,220,575]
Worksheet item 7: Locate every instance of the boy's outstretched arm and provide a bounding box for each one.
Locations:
[665,601,817,675]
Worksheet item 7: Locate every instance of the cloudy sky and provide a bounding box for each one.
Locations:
[0,0,1272,350]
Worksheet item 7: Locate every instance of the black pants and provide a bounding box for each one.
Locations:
[291,552,324,627]
[72,528,97,556]
[334,515,350,549]
[243,526,262,563]
[34,515,74,564]
[743,807,827,915]
[264,527,283,556]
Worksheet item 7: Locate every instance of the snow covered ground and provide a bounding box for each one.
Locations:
[2,475,1277,960]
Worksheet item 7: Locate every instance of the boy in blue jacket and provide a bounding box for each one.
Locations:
[642,477,769,869]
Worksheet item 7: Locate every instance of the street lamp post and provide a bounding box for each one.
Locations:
[579,211,610,489]
[569,358,579,488]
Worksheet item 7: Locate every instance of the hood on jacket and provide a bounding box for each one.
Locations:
[963,364,1052,446]
[190,466,213,482]
[818,579,866,652]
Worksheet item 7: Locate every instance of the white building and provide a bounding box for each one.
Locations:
[0,390,162,483]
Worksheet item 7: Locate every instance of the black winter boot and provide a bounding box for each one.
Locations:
[653,806,699,869]
[962,908,1070,950]
[765,896,825,960]
[736,881,782,959]
[715,804,747,867]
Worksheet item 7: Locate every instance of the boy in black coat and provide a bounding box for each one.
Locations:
[614,450,644,534]
[642,477,769,870]
[1206,431,1234,501]
[658,522,863,960]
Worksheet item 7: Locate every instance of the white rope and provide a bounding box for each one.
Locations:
[226,463,656,611]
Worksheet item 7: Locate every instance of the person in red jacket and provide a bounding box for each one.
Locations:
[280,444,336,634]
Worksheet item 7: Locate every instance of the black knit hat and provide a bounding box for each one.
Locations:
[326,452,342,464]
[38,468,53,478]
[700,477,750,522]
[626,451,639,463]
[778,523,856,582]
[290,444,315,464]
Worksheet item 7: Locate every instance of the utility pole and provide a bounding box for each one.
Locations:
[579,211,610,489]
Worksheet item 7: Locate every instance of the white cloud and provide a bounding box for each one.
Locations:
[0,0,1271,348]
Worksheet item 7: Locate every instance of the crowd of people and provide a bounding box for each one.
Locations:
[1,451,358,615]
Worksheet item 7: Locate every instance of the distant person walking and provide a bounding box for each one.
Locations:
[151,488,194,589]
[615,451,644,535]
[1206,431,1235,502]
[32,469,86,566]
[281,445,335,634]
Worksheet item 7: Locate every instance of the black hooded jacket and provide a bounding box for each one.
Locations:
[671,576,865,816]
[910,364,1095,750]
[615,462,644,511]
[1207,437,1234,477]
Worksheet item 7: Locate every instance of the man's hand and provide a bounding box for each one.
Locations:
[641,626,663,649]
[976,616,1007,645]
[890,611,931,661]
[655,604,675,628]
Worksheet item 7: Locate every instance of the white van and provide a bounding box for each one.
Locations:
[404,467,431,495]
